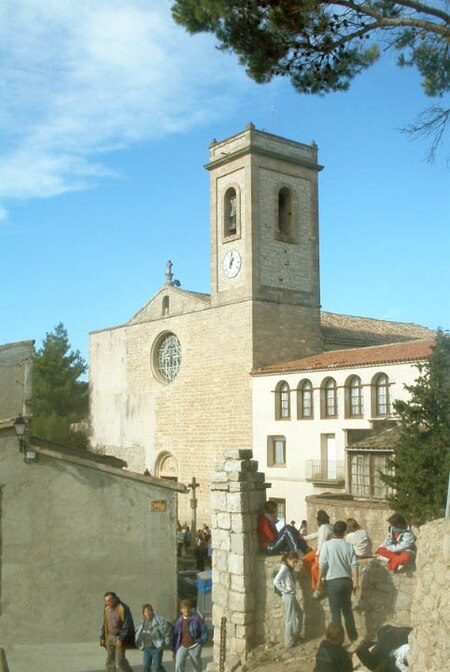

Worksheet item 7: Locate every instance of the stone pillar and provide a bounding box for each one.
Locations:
[209,449,268,671]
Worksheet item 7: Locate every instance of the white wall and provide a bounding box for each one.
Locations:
[252,360,422,521]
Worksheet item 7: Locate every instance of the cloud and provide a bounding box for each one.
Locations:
[0,0,246,210]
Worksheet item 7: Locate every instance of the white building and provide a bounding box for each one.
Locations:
[251,338,434,524]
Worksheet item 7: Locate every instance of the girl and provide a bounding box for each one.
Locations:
[273,551,303,648]
[302,510,333,595]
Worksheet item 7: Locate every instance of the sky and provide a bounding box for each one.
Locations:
[1,0,449,369]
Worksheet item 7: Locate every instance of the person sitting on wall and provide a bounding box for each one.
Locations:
[355,624,412,672]
[257,501,309,556]
[377,513,416,572]
[345,518,373,558]
[314,622,353,672]
[301,510,334,596]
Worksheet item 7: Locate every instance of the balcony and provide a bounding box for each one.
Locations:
[305,460,345,486]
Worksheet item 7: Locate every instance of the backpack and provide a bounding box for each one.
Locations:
[272,569,282,597]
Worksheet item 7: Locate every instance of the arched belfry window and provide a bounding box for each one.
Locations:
[277,187,293,238]
[224,186,240,238]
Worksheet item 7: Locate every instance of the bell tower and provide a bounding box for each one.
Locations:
[206,123,323,366]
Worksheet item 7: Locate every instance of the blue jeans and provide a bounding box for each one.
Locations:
[175,643,202,672]
[326,577,358,641]
[143,646,166,672]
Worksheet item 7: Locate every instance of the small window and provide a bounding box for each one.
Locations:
[345,375,363,418]
[297,379,313,419]
[372,373,391,417]
[321,377,337,418]
[162,295,169,316]
[224,186,239,237]
[275,381,290,419]
[267,436,286,467]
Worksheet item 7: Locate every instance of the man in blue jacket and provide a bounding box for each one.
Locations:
[100,591,135,672]
[172,599,208,672]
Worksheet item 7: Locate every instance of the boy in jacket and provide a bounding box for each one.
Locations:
[172,599,208,672]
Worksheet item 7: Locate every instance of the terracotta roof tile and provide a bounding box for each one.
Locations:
[252,339,434,376]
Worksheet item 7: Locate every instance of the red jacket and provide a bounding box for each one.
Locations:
[257,513,277,549]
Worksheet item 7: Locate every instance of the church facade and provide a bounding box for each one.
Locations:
[89,124,432,522]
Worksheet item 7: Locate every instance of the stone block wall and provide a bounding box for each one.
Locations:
[408,517,450,672]
[306,494,392,550]
[263,556,415,645]
[209,453,449,671]
[210,450,268,669]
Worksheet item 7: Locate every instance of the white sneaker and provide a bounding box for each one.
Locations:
[376,555,389,565]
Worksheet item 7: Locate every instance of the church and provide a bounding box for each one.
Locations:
[89,123,432,522]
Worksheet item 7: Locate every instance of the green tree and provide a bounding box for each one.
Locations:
[33,323,89,449]
[381,329,450,526]
[172,0,450,159]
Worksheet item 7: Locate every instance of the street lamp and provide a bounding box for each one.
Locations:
[13,414,36,463]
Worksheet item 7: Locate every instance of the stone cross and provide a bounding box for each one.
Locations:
[188,476,200,535]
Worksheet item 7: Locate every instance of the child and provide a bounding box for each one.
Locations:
[172,599,208,672]
[346,518,373,558]
[135,603,172,672]
[314,622,353,672]
[273,551,303,648]
[377,513,416,571]
[257,500,309,556]
[302,510,333,595]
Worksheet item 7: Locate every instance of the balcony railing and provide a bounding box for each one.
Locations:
[305,460,345,484]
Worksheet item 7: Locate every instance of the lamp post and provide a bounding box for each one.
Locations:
[14,414,36,463]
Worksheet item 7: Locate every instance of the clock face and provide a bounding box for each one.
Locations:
[223,249,242,278]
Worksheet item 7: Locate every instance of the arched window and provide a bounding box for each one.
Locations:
[275,381,290,419]
[321,377,337,418]
[297,379,313,419]
[345,375,363,417]
[277,187,293,237]
[162,295,169,316]
[224,186,238,237]
[372,373,390,416]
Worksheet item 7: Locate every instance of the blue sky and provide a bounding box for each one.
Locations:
[1,0,449,367]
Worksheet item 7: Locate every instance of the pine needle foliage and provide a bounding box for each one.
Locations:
[33,323,88,449]
[381,329,450,525]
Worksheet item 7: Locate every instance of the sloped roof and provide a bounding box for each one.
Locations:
[252,338,434,376]
[347,425,400,451]
[30,437,188,493]
[321,312,434,350]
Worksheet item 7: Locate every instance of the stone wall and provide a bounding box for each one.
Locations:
[306,494,392,550]
[263,555,415,645]
[209,452,449,671]
[210,450,268,670]
[408,517,450,672]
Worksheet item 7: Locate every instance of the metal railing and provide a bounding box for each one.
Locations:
[305,459,345,482]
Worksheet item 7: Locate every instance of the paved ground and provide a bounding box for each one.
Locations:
[1,642,213,672]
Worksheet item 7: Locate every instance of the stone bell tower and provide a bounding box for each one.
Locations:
[206,122,323,367]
